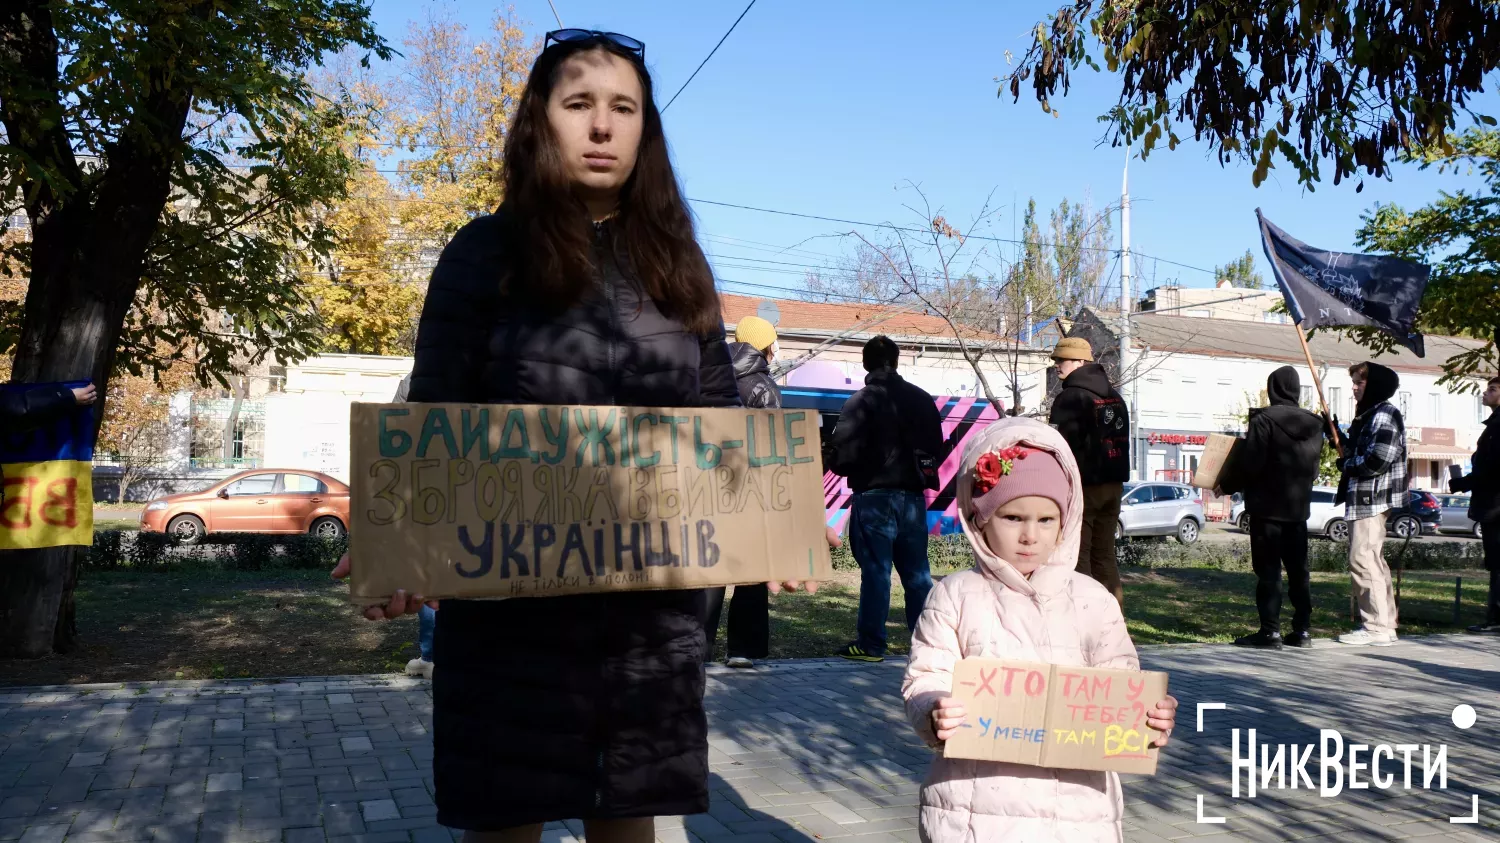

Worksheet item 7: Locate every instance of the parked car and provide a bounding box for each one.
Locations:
[1231,487,1344,540]
[1230,488,1439,542]
[1436,494,1482,538]
[140,469,350,544]
[1116,482,1205,544]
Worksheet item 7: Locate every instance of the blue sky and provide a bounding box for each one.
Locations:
[366,0,1491,303]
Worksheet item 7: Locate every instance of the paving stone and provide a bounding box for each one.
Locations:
[360,799,400,822]
[0,639,1493,841]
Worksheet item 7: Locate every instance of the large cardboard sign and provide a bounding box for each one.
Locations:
[1191,433,1240,491]
[944,658,1169,774]
[348,403,833,603]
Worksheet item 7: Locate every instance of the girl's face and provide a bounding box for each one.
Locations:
[980,495,1062,577]
[546,50,643,208]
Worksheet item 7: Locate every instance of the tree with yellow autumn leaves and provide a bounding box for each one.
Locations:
[305,7,537,356]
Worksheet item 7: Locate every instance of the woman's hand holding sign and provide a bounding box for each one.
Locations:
[331,553,438,621]
[768,526,841,595]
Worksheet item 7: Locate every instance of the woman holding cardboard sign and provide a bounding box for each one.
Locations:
[332,29,816,843]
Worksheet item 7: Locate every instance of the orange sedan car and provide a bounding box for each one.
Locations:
[139,469,350,544]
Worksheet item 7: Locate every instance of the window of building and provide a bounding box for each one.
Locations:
[1399,392,1411,418]
[1300,385,1314,408]
[1329,387,1343,418]
[1429,393,1441,425]
[268,365,287,394]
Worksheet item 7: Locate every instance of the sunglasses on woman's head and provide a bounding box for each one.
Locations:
[544,29,645,60]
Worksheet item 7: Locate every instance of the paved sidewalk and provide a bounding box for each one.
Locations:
[1,636,1497,842]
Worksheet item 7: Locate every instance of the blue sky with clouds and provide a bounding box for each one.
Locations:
[366,0,1491,303]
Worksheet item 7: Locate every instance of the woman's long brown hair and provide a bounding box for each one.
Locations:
[501,39,720,335]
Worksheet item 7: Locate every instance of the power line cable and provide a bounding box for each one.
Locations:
[662,0,758,113]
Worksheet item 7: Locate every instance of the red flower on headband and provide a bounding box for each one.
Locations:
[972,447,1032,495]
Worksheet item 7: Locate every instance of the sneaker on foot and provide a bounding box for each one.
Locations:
[405,657,431,677]
[1466,621,1500,634]
[1283,631,1313,649]
[836,643,883,663]
[1338,628,1397,646]
[726,656,754,669]
[1233,630,1284,650]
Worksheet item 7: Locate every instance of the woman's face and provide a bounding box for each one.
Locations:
[546,49,644,208]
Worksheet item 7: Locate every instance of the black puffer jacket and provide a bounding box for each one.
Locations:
[410,210,740,830]
[828,370,944,493]
[728,342,780,409]
[1219,366,1327,522]
[1453,408,1499,525]
[1048,363,1131,486]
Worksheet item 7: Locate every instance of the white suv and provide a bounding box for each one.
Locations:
[1231,487,1347,541]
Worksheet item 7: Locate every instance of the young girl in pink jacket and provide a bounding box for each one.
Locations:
[903,418,1179,843]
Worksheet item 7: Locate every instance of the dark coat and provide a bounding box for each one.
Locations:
[828,370,943,493]
[728,342,780,409]
[1220,367,1327,522]
[1048,363,1131,486]
[409,210,740,830]
[0,384,76,433]
[1452,408,1499,525]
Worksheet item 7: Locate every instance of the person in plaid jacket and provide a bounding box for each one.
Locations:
[1335,361,1408,646]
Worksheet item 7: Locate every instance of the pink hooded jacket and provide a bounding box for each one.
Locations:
[902,418,1139,843]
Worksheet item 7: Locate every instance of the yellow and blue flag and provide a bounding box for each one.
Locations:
[0,383,95,550]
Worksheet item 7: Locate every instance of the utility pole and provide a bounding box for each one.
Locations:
[1120,145,1138,481]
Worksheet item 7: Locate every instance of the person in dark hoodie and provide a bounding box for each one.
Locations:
[1047,337,1131,605]
[1450,375,1500,633]
[1219,367,1326,650]
[701,315,781,668]
[1335,361,1407,647]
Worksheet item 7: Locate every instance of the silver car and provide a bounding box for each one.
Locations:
[1437,494,1481,538]
[1117,482,1205,544]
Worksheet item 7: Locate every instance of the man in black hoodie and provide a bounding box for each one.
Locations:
[828,336,944,662]
[701,316,781,667]
[1048,337,1130,605]
[1219,367,1327,649]
[1450,375,1500,633]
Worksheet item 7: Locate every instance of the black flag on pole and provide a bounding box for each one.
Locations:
[1256,209,1431,357]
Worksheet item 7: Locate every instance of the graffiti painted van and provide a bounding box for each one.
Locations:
[781,383,1002,536]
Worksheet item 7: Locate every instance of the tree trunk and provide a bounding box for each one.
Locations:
[222,375,247,465]
[0,0,194,658]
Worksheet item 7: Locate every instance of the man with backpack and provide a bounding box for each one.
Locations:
[1047,337,1131,606]
[828,336,944,662]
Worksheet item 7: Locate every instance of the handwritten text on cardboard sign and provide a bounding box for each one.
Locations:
[349,404,832,602]
[944,659,1169,775]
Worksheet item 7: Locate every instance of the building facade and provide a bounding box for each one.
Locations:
[1070,308,1492,490]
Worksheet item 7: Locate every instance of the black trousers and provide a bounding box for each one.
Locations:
[1484,522,1500,623]
[702,584,770,659]
[1250,518,1312,633]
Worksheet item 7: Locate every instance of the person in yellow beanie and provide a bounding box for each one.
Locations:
[702,315,782,667]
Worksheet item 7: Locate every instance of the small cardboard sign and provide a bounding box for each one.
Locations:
[1191,433,1240,490]
[944,659,1169,774]
[348,403,833,603]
